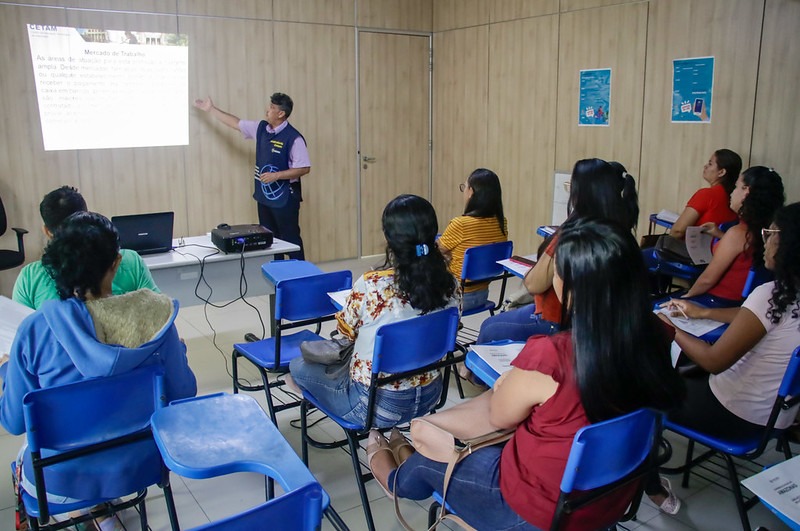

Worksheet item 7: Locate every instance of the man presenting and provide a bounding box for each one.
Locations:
[194,93,310,260]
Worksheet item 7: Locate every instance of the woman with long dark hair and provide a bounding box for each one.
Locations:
[368,218,684,530]
[438,168,507,311]
[669,149,742,240]
[288,194,459,427]
[477,158,638,343]
[681,166,784,303]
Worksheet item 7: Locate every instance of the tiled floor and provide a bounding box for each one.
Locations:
[0,257,793,530]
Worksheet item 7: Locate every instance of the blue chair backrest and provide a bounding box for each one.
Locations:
[560,408,657,493]
[275,270,352,322]
[778,346,800,399]
[372,307,459,375]
[742,266,774,298]
[190,482,323,531]
[461,241,513,282]
[22,365,165,453]
[719,220,739,233]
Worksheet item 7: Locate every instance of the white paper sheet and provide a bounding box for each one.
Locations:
[685,226,714,265]
[497,254,538,278]
[742,455,800,524]
[0,296,34,354]
[327,289,351,310]
[656,209,680,224]
[470,343,526,376]
[654,308,725,337]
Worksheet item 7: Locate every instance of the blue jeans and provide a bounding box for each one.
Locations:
[390,444,540,531]
[462,289,489,312]
[289,357,442,428]
[477,304,559,343]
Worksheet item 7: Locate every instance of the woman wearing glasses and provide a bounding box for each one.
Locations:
[437,168,507,311]
[654,202,800,511]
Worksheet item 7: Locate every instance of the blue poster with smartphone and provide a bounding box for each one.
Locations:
[578,68,611,126]
[672,56,714,123]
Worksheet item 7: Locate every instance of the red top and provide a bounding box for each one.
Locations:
[499,333,634,529]
[533,237,562,324]
[708,236,753,301]
[686,184,738,227]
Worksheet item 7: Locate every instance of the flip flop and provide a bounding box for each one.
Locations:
[366,430,397,499]
[388,428,415,465]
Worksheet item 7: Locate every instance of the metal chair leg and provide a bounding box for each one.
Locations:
[138,497,147,530]
[723,454,751,531]
[300,400,310,466]
[346,431,375,531]
[681,439,694,488]
[324,506,348,531]
[258,368,278,425]
[231,351,240,394]
[162,479,181,531]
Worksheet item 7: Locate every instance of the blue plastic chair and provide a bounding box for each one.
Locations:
[460,240,513,317]
[427,409,662,530]
[18,365,178,531]
[151,393,343,531]
[662,346,800,531]
[299,306,462,531]
[232,268,352,424]
[742,264,774,298]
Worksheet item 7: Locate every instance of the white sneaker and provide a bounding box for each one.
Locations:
[656,476,682,515]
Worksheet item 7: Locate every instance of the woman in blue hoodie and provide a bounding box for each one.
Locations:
[0,212,196,528]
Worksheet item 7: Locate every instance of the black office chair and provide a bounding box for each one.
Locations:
[0,195,27,270]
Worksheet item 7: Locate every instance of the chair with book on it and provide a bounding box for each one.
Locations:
[661,345,800,531]
[16,365,179,531]
[231,266,352,425]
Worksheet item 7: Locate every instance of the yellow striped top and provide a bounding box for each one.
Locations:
[438,216,508,292]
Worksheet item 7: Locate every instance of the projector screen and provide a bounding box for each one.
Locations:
[26,24,189,151]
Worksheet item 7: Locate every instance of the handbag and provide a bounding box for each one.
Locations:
[654,234,695,265]
[393,411,515,530]
[299,338,354,366]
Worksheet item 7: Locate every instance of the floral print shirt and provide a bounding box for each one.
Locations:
[336,269,460,389]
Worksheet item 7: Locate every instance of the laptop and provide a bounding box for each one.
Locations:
[112,211,174,255]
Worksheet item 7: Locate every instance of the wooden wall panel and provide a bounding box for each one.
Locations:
[177,0,272,20]
[431,26,489,229]
[357,0,432,31]
[181,15,273,238]
[273,22,358,261]
[0,4,74,295]
[274,0,354,25]
[751,0,800,203]
[433,0,489,31]
[490,0,558,23]
[639,0,764,232]
[487,16,559,256]
[555,2,647,175]
[560,0,643,13]
[7,0,174,12]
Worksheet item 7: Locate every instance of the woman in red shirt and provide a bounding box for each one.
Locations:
[670,149,741,240]
[370,218,685,530]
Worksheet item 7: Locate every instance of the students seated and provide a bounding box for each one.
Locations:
[288,195,459,427]
[368,217,684,530]
[12,186,159,310]
[669,149,742,240]
[0,212,196,526]
[651,202,800,509]
[437,168,507,312]
[679,166,784,304]
[477,158,638,343]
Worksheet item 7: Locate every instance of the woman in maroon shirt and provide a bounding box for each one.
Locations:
[369,217,685,530]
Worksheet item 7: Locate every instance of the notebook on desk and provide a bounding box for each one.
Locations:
[112,211,174,255]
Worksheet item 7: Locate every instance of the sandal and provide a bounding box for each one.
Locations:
[388,428,415,465]
[366,430,397,499]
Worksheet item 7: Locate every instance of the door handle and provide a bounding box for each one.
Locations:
[362,156,376,163]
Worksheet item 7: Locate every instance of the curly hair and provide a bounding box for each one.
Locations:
[739,166,785,267]
[41,211,120,301]
[766,203,800,325]
[381,195,456,313]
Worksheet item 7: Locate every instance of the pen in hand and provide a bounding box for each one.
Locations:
[667,300,690,320]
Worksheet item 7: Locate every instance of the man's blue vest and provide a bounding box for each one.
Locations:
[253,121,304,208]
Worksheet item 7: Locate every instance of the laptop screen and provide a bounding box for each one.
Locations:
[112,212,174,255]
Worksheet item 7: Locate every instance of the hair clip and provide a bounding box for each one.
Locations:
[416,244,429,257]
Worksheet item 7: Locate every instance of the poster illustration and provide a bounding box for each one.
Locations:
[579,68,611,126]
[672,56,714,123]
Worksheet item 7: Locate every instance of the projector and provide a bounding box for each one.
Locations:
[210,224,273,253]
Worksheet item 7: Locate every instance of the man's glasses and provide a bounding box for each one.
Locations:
[762,228,780,243]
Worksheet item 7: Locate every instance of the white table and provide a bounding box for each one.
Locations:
[143,235,300,307]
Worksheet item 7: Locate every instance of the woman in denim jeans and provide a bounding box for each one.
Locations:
[289,194,459,428]
[370,218,685,530]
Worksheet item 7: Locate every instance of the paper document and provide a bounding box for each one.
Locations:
[654,309,724,337]
[497,254,538,278]
[0,296,34,354]
[327,289,351,310]
[656,209,680,224]
[470,343,526,376]
[742,455,800,524]
[685,226,713,265]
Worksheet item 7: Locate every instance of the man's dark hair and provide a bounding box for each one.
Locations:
[40,186,88,232]
[270,92,294,118]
